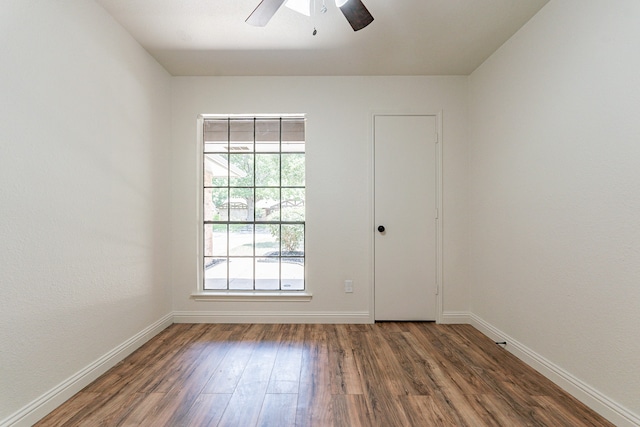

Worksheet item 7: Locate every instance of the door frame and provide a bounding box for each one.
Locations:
[370,111,443,323]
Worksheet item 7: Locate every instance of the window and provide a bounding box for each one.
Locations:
[201,116,305,292]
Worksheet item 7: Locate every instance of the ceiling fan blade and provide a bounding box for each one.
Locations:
[338,0,374,31]
[246,0,287,27]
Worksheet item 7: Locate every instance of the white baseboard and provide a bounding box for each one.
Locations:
[440,310,472,324]
[172,310,372,324]
[1,313,174,427]
[468,313,640,427]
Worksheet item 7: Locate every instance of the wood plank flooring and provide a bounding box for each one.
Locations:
[36,323,613,426]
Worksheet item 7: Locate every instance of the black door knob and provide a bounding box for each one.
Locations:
[377,225,385,233]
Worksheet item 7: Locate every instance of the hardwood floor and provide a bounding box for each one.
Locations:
[36,323,613,426]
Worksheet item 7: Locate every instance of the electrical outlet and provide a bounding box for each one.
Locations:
[344,280,353,293]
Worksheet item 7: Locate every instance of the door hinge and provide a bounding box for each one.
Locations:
[435,285,439,295]
[435,208,439,219]
[435,132,439,143]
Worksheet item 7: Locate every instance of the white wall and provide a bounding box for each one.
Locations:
[2,0,635,424]
[171,76,469,321]
[468,0,640,423]
[0,1,172,423]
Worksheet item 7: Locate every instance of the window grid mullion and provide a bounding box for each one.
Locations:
[252,118,257,290]
[279,118,283,290]
[226,118,231,290]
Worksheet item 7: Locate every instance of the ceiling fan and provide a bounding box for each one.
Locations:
[246,0,374,32]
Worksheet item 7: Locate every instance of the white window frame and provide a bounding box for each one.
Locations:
[192,114,312,301]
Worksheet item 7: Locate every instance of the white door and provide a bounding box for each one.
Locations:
[374,115,437,321]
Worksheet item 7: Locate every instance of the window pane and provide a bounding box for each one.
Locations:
[229,257,253,290]
[229,154,253,187]
[280,224,304,254]
[281,258,304,290]
[204,188,228,221]
[256,119,280,152]
[228,188,252,222]
[282,119,304,141]
[282,118,305,152]
[204,257,227,290]
[255,188,279,222]
[229,224,253,256]
[230,118,254,140]
[281,153,305,186]
[255,258,279,290]
[204,120,228,141]
[281,188,305,221]
[204,224,227,257]
[204,154,228,186]
[255,224,279,256]
[255,154,280,187]
[256,119,280,142]
[229,119,254,152]
[204,120,229,153]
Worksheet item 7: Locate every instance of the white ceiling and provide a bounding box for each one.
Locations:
[95,0,549,76]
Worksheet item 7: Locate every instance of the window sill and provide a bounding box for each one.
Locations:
[190,291,313,302]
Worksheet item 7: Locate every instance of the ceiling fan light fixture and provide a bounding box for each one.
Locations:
[285,0,311,16]
[335,0,349,7]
